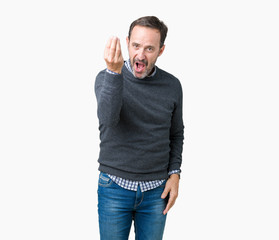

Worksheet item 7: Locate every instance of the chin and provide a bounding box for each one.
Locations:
[133,67,153,79]
[133,71,148,79]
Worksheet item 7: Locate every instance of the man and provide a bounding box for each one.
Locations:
[95,16,184,240]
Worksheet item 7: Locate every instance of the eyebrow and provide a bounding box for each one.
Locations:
[132,42,140,45]
[131,42,155,49]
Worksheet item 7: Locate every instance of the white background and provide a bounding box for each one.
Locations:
[0,0,278,239]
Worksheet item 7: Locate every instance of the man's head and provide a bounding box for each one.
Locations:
[126,16,168,79]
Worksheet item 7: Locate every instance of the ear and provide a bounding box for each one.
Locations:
[126,36,129,47]
[158,45,165,57]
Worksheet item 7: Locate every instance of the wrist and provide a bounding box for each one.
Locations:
[107,68,122,74]
[170,173,180,180]
[112,69,122,74]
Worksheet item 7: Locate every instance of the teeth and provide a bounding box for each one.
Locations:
[135,61,145,71]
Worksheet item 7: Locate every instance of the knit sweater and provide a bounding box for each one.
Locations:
[95,63,184,181]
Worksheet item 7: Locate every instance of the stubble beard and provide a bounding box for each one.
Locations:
[131,60,156,79]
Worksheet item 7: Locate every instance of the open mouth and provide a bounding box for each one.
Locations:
[134,61,146,73]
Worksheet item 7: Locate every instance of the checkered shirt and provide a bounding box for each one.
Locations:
[108,170,180,192]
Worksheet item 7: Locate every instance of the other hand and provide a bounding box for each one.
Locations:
[161,174,180,215]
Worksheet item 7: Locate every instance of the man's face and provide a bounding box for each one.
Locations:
[126,26,165,79]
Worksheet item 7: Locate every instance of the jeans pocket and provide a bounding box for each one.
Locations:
[159,179,167,188]
[98,172,113,187]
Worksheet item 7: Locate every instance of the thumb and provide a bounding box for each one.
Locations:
[161,188,169,199]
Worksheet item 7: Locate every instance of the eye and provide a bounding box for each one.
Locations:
[132,43,139,49]
[146,47,154,52]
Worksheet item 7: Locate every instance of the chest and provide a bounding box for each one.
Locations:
[121,80,176,126]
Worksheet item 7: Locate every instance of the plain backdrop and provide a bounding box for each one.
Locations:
[0,0,278,239]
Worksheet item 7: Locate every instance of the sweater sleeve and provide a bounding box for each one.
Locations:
[168,82,184,172]
[94,70,123,127]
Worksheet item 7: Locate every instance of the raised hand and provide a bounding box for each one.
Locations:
[104,36,124,74]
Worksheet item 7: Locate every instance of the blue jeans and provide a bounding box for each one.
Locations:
[98,172,168,240]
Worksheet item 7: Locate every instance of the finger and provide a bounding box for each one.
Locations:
[115,38,122,60]
[104,37,113,59]
[161,188,169,199]
[163,194,176,215]
[109,36,118,60]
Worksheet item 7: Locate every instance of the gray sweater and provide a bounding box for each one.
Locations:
[95,63,184,181]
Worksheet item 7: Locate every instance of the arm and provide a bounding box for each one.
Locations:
[168,83,184,172]
[161,83,184,215]
[94,37,124,127]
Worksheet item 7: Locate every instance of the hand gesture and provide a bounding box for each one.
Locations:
[104,36,124,74]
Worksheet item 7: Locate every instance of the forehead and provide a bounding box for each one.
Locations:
[130,26,161,47]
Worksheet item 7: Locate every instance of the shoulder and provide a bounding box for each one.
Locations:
[94,69,106,94]
[156,67,183,91]
[95,69,106,81]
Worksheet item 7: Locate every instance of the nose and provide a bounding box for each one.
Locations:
[137,49,145,60]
